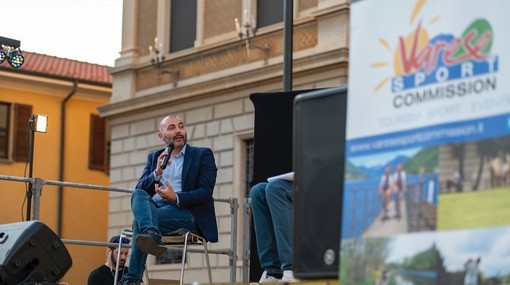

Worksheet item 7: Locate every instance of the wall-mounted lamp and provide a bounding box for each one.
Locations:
[26,114,48,220]
[149,37,179,87]
[234,11,270,64]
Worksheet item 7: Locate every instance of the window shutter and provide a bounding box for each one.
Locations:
[13,104,32,162]
[0,102,10,159]
[89,114,108,172]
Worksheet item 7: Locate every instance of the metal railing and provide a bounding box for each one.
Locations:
[0,174,241,283]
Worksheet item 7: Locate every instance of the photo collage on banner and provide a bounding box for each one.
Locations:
[341,0,510,284]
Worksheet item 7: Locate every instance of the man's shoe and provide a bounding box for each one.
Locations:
[281,270,300,283]
[259,271,281,283]
[136,231,167,256]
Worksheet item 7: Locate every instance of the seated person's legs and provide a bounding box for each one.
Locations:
[250,179,296,282]
[122,189,159,284]
[250,182,282,281]
[157,203,197,234]
[122,190,197,284]
[265,179,293,272]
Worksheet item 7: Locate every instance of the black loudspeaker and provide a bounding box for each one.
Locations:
[0,221,72,284]
[293,87,348,279]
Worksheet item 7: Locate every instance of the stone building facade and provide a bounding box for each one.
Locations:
[99,0,350,282]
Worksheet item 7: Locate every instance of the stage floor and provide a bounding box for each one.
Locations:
[148,279,338,285]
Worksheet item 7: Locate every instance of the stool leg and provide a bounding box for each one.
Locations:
[203,240,212,285]
[114,236,123,285]
[180,231,190,285]
[115,229,132,285]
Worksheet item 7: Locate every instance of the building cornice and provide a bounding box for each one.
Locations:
[98,47,348,118]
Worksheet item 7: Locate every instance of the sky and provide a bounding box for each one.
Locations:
[0,0,123,67]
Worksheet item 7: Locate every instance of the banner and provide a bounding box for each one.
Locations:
[342,0,510,284]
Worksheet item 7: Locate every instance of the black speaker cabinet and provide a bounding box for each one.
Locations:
[292,86,348,279]
[0,221,72,284]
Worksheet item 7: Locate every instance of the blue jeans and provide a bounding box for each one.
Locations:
[124,189,197,282]
[250,179,293,275]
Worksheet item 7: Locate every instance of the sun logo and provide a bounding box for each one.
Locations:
[371,0,496,94]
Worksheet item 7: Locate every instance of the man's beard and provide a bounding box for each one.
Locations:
[110,252,124,268]
[168,134,187,146]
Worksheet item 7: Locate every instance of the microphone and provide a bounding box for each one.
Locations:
[160,143,174,170]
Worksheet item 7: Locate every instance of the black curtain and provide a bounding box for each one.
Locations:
[248,89,319,281]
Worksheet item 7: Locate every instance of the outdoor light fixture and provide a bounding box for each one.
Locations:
[26,114,48,220]
[234,10,270,64]
[6,47,24,68]
[0,36,25,69]
[32,114,48,133]
[149,37,179,86]
[0,49,5,64]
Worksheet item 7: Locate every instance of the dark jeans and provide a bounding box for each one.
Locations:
[123,189,197,282]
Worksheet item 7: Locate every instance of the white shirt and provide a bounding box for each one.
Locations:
[152,145,186,203]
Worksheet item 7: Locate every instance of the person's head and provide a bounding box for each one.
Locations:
[158,115,187,150]
[107,235,130,269]
[397,164,403,172]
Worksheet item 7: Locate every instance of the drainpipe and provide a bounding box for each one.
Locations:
[57,81,78,237]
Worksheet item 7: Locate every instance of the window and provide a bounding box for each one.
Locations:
[257,0,284,28]
[0,103,9,159]
[0,102,32,161]
[245,138,254,198]
[89,114,110,173]
[170,0,197,52]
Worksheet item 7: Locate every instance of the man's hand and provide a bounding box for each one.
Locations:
[155,180,177,202]
[155,150,171,176]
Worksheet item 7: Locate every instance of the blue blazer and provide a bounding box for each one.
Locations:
[135,144,218,242]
